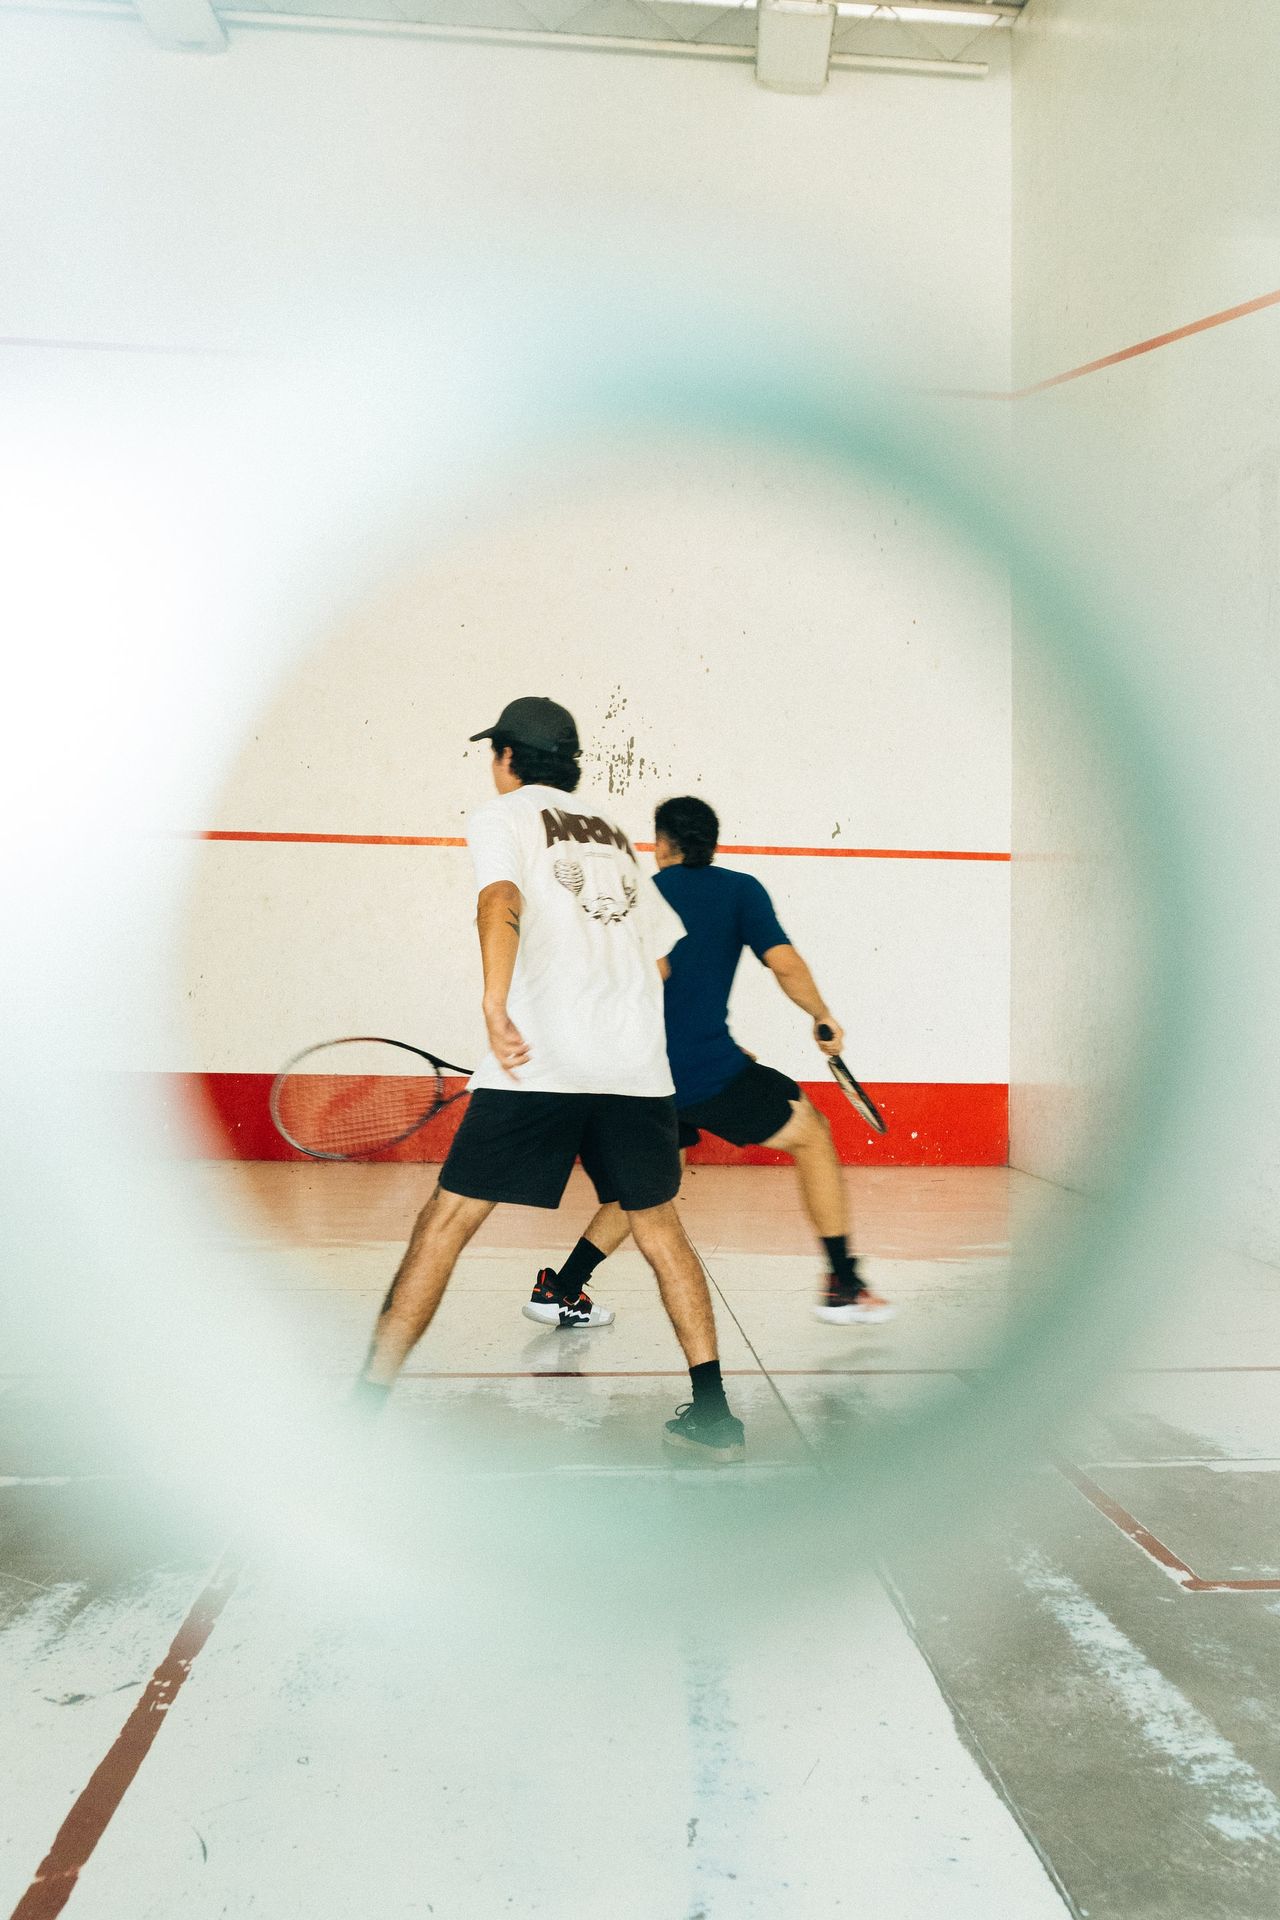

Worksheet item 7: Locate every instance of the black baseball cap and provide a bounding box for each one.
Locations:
[470,697,580,754]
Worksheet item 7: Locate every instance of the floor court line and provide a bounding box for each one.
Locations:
[7,1365,1274,1383]
[401,1461,804,1480]
[390,1366,969,1379]
[699,1252,821,1456]
[1120,1365,1280,1374]
[1056,1462,1280,1595]
[0,1319,920,1914]
[877,1566,1081,1918]
[418,1365,1280,1378]
[702,1268,1082,1915]
[8,1545,246,1920]
[0,1476,123,1489]
[1081,1458,1280,1473]
[1,1366,968,1380]
[0,335,261,358]
[10,1453,1262,1910]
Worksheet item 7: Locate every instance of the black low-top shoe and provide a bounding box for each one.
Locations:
[523,1269,615,1328]
[662,1401,746,1463]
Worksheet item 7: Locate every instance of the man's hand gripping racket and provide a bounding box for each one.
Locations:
[815,1023,888,1136]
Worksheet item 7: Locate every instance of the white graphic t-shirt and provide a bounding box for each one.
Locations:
[466,784,685,1096]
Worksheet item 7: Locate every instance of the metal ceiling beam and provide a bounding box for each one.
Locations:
[8,0,992,70]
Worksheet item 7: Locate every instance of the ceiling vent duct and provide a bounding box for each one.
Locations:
[756,0,836,95]
[134,0,227,53]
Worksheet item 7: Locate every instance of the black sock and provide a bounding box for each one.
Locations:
[689,1359,729,1415]
[821,1236,863,1295]
[553,1237,608,1300]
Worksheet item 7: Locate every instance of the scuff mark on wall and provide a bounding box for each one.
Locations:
[581,685,674,798]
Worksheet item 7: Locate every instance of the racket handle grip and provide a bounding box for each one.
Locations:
[816,1023,833,1041]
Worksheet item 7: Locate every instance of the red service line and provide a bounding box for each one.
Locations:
[1015,285,1280,397]
[200,830,466,847]
[943,284,1280,401]
[11,282,1280,392]
[9,1546,245,1920]
[697,843,1009,862]
[1057,1461,1280,1594]
[196,830,1009,861]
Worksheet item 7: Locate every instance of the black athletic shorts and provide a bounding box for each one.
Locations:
[440,1089,682,1212]
[677,1061,802,1150]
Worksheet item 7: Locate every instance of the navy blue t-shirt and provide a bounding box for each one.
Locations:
[653,865,790,1107]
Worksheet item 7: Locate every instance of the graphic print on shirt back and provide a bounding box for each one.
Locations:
[543,807,639,927]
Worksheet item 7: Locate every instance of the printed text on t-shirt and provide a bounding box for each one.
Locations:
[541,809,636,861]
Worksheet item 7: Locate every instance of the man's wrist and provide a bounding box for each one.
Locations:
[482,994,508,1019]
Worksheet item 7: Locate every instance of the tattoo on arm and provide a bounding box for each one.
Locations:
[505,907,521,937]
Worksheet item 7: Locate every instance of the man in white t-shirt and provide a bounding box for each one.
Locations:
[355,697,745,1463]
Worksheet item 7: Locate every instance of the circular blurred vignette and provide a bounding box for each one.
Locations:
[0,286,1234,1625]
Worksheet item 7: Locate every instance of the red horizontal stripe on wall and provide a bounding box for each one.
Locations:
[711,845,1010,862]
[1015,284,1280,396]
[200,831,468,847]
[158,1075,1007,1169]
[937,285,1280,401]
[195,831,1009,862]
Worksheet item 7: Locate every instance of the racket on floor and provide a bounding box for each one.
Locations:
[269,1038,472,1161]
[816,1024,888,1136]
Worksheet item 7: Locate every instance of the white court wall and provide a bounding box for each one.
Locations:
[0,14,1010,373]
[1009,0,1280,1254]
[0,13,1013,1143]
[186,447,1010,1090]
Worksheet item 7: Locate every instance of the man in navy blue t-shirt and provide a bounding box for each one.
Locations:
[524,795,894,1328]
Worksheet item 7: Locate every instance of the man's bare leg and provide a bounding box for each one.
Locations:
[361,1185,495,1386]
[765,1097,893,1320]
[764,1095,846,1237]
[629,1198,742,1458]
[626,1199,717,1366]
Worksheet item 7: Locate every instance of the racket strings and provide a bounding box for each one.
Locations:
[274,1070,445,1158]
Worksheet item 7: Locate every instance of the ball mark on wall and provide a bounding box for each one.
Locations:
[580,687,672,798]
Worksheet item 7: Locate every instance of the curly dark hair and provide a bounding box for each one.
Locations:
[654,795,719,867]
[491,732,581,794]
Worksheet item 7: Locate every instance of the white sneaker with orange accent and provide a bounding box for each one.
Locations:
[813,1280,896,1325]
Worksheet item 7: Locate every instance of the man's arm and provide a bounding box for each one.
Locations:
[763,943,844,1057]
[477,881,531,1075]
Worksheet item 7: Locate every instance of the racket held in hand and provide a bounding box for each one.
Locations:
[269,1037,472,1161]
[815,1024,888,1136]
